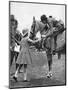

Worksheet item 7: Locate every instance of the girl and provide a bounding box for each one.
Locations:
[13,29,40,82]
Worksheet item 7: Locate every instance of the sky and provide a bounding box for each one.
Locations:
[10,2,65,33]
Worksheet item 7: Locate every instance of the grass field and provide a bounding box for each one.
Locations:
[9,51,66,88]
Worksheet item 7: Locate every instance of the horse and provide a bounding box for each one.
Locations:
[29,18,66,77]
[29,18,66,56]
[29,19,47,50]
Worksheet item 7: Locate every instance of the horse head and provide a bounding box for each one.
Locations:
[29,16,45,40]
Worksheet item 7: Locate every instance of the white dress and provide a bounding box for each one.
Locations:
[16,38,32,65]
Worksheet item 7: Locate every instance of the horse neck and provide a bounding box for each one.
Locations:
[31,20,45,35]
[34,21,41,33]
[37,22,46,35]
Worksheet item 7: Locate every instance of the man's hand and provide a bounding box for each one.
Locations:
[41,35,47,38]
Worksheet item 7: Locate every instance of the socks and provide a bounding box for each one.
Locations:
[14,66,19,77]
[23,72,27,80]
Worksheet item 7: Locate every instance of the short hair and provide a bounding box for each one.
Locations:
[40,14,47,21]
[15,20,18,25]
[10,15,14,20]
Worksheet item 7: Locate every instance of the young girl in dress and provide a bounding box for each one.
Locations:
[13,29,40,82]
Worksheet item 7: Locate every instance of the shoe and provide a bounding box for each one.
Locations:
[47,72,52,78]
[23,80,29,82]
[53,50,56,55]
[13,76,18,82]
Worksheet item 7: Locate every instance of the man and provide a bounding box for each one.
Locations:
[13,29,41,82]
[40,14,55,78]
[10,15,19,68]
[10,15,16,67]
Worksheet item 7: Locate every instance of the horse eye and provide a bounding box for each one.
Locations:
[31,25,33,28]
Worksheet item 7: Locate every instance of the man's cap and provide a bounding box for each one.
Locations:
[40,14,47,21]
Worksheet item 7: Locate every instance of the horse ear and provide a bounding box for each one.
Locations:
[33,16,35,23]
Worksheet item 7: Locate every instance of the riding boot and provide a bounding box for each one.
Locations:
[47,60,52,78]
[47,71,52,78]
[47,53,53,78]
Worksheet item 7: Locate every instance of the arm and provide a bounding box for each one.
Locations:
[15,38,21,45]
[27,38,34,43]
[33,38,41,43]
[12,35,21,45]
[41,29,53,39]
[28,37,41,43]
